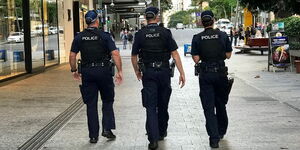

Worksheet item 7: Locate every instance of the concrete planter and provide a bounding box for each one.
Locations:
[290,50,300,57]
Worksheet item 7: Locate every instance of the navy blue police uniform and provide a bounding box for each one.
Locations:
[132,23,178,142]
[191,11,233,145]
[71,26,117,139]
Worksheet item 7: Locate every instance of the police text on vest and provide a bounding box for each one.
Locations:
[201,35,219,40]
[82,36,98,41]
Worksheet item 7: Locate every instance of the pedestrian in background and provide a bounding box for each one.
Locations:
[120,29,128,49]
[191,10,232,148]
[233,28,238,46]
[131,6,185,150]
[69,10,123,144]
[245,27,251,44]
[127,30,133,49]
[230,27,234,45]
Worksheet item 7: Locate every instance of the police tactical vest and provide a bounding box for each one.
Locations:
[140,26,170,63]
[198,28,226,62]
[79,28,110,64]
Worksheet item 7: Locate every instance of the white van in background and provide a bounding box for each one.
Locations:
[176,23,184,30]
[216,19,232,35]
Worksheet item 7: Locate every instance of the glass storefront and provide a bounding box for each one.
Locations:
[30,0,44,70]
[0,0,26,80]
[44,0,59,66]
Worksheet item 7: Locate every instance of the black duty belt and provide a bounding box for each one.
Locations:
[82,61,110,67]
[201,66,228,73]
[144,61,170,68]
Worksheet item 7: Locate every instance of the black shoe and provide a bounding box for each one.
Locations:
[209,140,219,148]
[102,130,116,139]
[148,141,158,150]
[89,137,98,143]
[219,134,225,139]
[158,132,167,141]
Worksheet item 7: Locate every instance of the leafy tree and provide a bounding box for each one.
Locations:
[168,9,200,27]
[191,0,237,19]
[240,0,300,18]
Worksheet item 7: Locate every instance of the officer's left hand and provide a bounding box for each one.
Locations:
[72,72,81,81]
[179,74,185,88]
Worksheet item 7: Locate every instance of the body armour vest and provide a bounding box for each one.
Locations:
[79,29,110,64]
[197,28,226,62]
[140,26,170,63]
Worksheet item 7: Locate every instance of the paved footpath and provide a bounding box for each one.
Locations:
[41,49,300,150]
[0,44,300,149]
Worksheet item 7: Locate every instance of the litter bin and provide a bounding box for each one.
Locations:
[46,50,55,60]
[13,50,24,62]
[0,49,7,62]
[184,44,191,56]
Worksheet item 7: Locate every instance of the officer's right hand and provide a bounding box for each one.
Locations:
[115,71,123,85]
[179,74,185,88]
[72,72,81,81]
[135,71,142,81]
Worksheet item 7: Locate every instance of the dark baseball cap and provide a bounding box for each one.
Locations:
[85,10,98,24]
[145,6,159,15]
[201,10,214,22]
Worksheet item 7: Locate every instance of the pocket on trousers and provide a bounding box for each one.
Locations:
[79,84,88,104]
[141,89,147,107]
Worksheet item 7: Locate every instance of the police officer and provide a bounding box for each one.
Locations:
[69,10,123,143]
[131,7,185,150]
[191,10,232,148]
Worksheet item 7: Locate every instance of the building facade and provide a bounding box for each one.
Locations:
[0,0,93,81]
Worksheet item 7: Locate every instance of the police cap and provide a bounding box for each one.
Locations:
[85,10,98,25]
[201,10,214,22]
[145,6,159,20]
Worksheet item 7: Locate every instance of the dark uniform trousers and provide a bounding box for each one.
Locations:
[141,68,172,142]
[81,66,116,138]
[199,72,228,142]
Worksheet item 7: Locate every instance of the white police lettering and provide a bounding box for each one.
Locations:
[145,33,160,38]
[201,34,219,40]
[82,36,98,41]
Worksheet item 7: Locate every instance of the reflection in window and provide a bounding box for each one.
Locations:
[0,0,25,80]
[30,0,45,70]
[44,0,59,66]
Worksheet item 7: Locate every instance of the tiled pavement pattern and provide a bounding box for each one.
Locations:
[42,50,300,150]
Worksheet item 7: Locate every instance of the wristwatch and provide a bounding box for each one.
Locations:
[71,69,77,73]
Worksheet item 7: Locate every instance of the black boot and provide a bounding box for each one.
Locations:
[209,140,219,148]
[89,137,98,143]
[102,130,116,139]
[148,141,158,150]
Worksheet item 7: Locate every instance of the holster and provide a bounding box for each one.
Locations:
[194,63,201,76]
[138,60,145,73]
[170,59,176,77]
[227,77,234,95]
[109,60,115,76]
[77,59,82,74]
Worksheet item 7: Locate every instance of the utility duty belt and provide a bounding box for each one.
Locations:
[78,60,115,76]
[138,60,176,77]
[81,61,110,67]
[194,62,228,76]
[144,61,170,68]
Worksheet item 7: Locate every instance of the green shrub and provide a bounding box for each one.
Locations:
[285,17,300,37]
